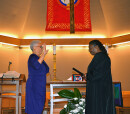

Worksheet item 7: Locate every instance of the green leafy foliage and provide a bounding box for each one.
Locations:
[58,89,75,99]
[67,101,76,110]
[60,108,67,114]
[58,88,82,99]
[74,88,82,99]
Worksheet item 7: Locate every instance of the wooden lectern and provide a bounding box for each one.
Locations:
[0,74,26,114]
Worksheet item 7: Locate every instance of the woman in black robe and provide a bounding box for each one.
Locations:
[85,40,115,114]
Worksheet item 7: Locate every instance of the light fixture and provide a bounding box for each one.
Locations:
[113,41,130,46]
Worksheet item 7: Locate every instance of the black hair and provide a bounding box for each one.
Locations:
[89,40,108,55]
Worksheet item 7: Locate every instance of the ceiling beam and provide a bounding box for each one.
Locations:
[20,38,111,45]
[0,34,130,46]
[110,34,130,44]
[0,35,20,45]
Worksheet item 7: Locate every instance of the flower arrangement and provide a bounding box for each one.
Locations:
[58,88,85,114]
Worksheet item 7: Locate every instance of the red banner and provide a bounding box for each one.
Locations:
[46,0,91,31]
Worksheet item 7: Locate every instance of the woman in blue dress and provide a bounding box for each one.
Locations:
[25,40,49,114]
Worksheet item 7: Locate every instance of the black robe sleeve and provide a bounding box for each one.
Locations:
[87,52,111,82]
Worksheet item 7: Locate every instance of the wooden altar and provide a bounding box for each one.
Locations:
[47,81,122,114]
[0,74,26,114]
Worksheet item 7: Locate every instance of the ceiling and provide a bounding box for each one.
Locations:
[0,0,130,41]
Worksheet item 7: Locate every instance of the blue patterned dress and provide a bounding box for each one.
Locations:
[25,54,49,114]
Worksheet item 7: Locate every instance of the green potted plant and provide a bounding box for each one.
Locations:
[58,88,85,114]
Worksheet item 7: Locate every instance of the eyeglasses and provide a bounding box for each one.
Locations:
[35,46,43,49]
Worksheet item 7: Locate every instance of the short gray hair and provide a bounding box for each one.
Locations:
[30,40,41,51]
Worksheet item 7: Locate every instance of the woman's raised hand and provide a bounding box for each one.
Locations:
[38,43,49,64]
[43,43,49,56]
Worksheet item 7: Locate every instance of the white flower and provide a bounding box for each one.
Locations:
[75,104,79,107]
[73,97,78,100]
[72,109,79,113]
[62,98,85,113]
[64,104,67,108]
[78,106,83,110]
[80,98,85,102]
[79,101,83,105]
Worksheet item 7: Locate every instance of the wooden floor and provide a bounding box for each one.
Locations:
[1,108,25,114]
[1,108,62,114]
[1,107,130,114]
[1,91,130,114]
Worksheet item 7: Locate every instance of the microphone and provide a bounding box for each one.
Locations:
[72,68,84,76]
[8,61,12,71]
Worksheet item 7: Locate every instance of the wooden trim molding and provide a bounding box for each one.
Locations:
[0,36,20,45]
[0,34,130,46]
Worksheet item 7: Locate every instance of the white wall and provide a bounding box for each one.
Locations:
[0,44,130,91]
